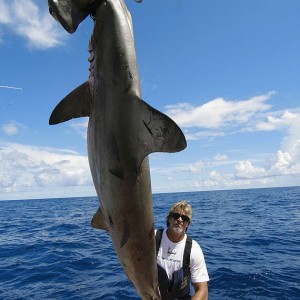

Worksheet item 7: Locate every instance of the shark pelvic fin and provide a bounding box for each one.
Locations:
[49,81,92,125]
[91,207,109,232]
[134,96,187,168]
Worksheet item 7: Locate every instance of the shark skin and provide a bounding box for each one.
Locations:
[49,0,186,299]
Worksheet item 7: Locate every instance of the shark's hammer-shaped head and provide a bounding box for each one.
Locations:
[48,0,103,33]
[48,0,142,33]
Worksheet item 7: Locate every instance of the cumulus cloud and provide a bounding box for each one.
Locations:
[235,161,267,179]
[221,109,300,181]
[234,151,300,181]
[152,93,300,192]
[254,110,298,132]
[269,151,293,174]
[239,110,300,178]
[281,113,300,162]
[165,91,274,129]
[0,142,92,196]
[234,110,300,180]
[152,104,300,191]
[0,0,66,49]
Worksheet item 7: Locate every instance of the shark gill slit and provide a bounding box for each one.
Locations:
[109,215,114,227]
[120,220,130,248]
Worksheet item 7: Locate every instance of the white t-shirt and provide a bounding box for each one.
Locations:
[156,229,209,283]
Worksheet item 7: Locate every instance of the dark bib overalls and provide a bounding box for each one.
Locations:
[156,229,192,300]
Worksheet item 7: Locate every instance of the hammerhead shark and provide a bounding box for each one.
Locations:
[48,0,186,298]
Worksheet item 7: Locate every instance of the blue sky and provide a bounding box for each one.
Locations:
[0,0,299,200]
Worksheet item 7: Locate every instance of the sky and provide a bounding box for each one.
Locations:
[0,0,299,200]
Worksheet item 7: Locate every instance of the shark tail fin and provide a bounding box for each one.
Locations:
[49,81,92,125]
[91,207,109,232]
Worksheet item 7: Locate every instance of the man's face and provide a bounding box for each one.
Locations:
[168,209,190,235]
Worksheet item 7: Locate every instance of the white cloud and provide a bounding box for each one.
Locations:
[268,151,300,176]
[233,150,300,182]
[233,107,300,180]
[0,142,93,199]
[0,85,23,91]
[165,91,274,129]
[152,105,300,190]
[69,119,89,139]
[214,154,228,162]
[0,0,10,24]
[0,0,66,49]
[2,123,18,135]
[269,151,292,173]
[220,109,300,181]
[184,130,224,141]
[255,110,298,132]
[218,109,300,181]
[2,91,299,199]
[264,111,300,176]
[186,160,205,173]
[1,121,25,135]
[153,160,205,176]
[235,161,266,179]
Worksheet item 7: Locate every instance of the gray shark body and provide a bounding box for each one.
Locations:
[49,0,186,298]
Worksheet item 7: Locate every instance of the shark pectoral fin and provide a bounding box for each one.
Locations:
[49,81,92,125]
[91,207,109,232]
[136,97,187,156]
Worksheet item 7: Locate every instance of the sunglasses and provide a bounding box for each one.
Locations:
[171,212,190,223]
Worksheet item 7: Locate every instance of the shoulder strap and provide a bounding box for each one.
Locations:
[156,229,192,269]
[183,235,192,269]
[155,229,164,256]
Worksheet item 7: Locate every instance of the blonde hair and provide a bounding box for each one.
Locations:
[166,200,192,226]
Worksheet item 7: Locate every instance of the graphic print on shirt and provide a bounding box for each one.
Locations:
[167,247,177,255]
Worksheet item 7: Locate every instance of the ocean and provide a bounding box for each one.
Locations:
[0,186,299,299]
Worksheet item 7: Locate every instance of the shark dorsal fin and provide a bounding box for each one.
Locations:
[49,81,92,125]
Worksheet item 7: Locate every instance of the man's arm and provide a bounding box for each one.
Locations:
[192,281,208,300]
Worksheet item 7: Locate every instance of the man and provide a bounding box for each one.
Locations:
[156,201,209,300]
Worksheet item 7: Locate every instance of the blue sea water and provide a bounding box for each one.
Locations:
[0,186,299,299]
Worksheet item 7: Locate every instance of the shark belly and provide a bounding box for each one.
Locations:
[87,89,160,298]
[88,2,160,296]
